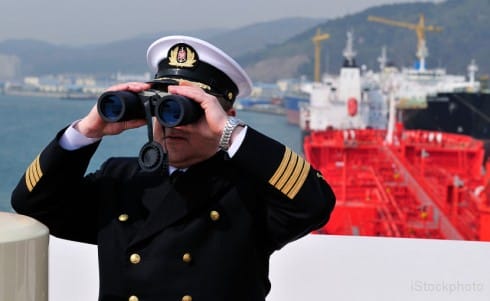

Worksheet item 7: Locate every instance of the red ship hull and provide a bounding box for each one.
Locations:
[304,125,490,241]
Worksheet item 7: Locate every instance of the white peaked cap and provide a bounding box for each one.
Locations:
[146,35,253,100]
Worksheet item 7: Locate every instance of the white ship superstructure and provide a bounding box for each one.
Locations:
[299,31,388,131]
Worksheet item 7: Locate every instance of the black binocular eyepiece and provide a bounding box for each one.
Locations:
[97,90,203,127]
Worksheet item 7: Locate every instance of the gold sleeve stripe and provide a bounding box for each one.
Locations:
[287,161,310,199]
[25,155,43,192]
[269,147,311,199]
[275,151,298,191]
[269,147,292,186]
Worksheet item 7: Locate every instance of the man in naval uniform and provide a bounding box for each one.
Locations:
[11,35,336,301]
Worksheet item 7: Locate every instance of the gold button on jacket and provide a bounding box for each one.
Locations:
[128,295,139,301]
[129,253,141,264]
[182,252,192,263]
[209,210,220,221]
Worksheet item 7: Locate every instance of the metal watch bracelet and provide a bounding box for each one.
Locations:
[219,117,245,151]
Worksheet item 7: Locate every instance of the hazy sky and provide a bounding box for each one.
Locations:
[1,0,439,46]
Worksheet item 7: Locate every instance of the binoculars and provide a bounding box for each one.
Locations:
[97,90,203,127]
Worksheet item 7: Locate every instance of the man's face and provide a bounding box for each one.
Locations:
[153,116,220,168]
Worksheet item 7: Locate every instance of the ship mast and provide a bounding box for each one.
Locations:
[342,31,357,67]
[385,74,397,145]
[467,59,479,86]
[378,46,388,71]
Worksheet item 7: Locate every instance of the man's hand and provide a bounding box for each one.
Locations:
[75,82,151,138]
[167,82,230,139]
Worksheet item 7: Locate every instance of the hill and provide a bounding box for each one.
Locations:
[241,0,490,82]
[0,0,488,83]
[0,17,323,80]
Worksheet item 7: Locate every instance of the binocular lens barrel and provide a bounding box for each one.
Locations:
[97,91,145,122]
[97,91,203,127]
[99,95,123,121]
[156,95,203,127]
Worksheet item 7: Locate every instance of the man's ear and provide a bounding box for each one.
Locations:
[228,108,237,117]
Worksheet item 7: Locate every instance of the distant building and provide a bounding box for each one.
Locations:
[0,54,21,80]
[115,72,151,82]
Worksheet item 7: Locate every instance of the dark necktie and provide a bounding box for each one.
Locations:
[170,170,185,184]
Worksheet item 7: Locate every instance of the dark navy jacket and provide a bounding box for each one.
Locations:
[12,127,335,301]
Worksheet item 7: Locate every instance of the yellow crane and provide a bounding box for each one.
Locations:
[312,28,330,82]
[367,14,442,70]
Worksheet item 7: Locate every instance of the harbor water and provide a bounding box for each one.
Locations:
[0,94,302,212]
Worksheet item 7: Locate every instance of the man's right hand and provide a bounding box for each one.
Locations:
[75,82,151,138]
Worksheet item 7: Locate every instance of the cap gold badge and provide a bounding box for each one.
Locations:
[168,44,197,68]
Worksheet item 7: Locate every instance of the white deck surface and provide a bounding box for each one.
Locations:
[49,234,490,301]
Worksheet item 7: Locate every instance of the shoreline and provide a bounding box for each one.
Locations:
[2,89,98,100]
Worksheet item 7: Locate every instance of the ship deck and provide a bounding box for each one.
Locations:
[304,127,490,241]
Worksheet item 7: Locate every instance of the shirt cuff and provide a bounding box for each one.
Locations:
[59,120,102,150]
[226,126,247,158]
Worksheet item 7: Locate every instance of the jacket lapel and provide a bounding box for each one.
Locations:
[128,153,230,247]
[129,176,189,246]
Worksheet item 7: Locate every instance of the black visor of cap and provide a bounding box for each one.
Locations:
[151,59,239,102]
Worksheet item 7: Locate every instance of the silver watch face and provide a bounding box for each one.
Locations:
[228,117,244,127]
[228,117,239,126]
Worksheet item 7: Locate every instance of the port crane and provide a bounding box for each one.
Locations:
[367,14,442,71]
[312,28,330,82]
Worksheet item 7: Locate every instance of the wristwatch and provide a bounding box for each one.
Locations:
[219,117,246,151]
